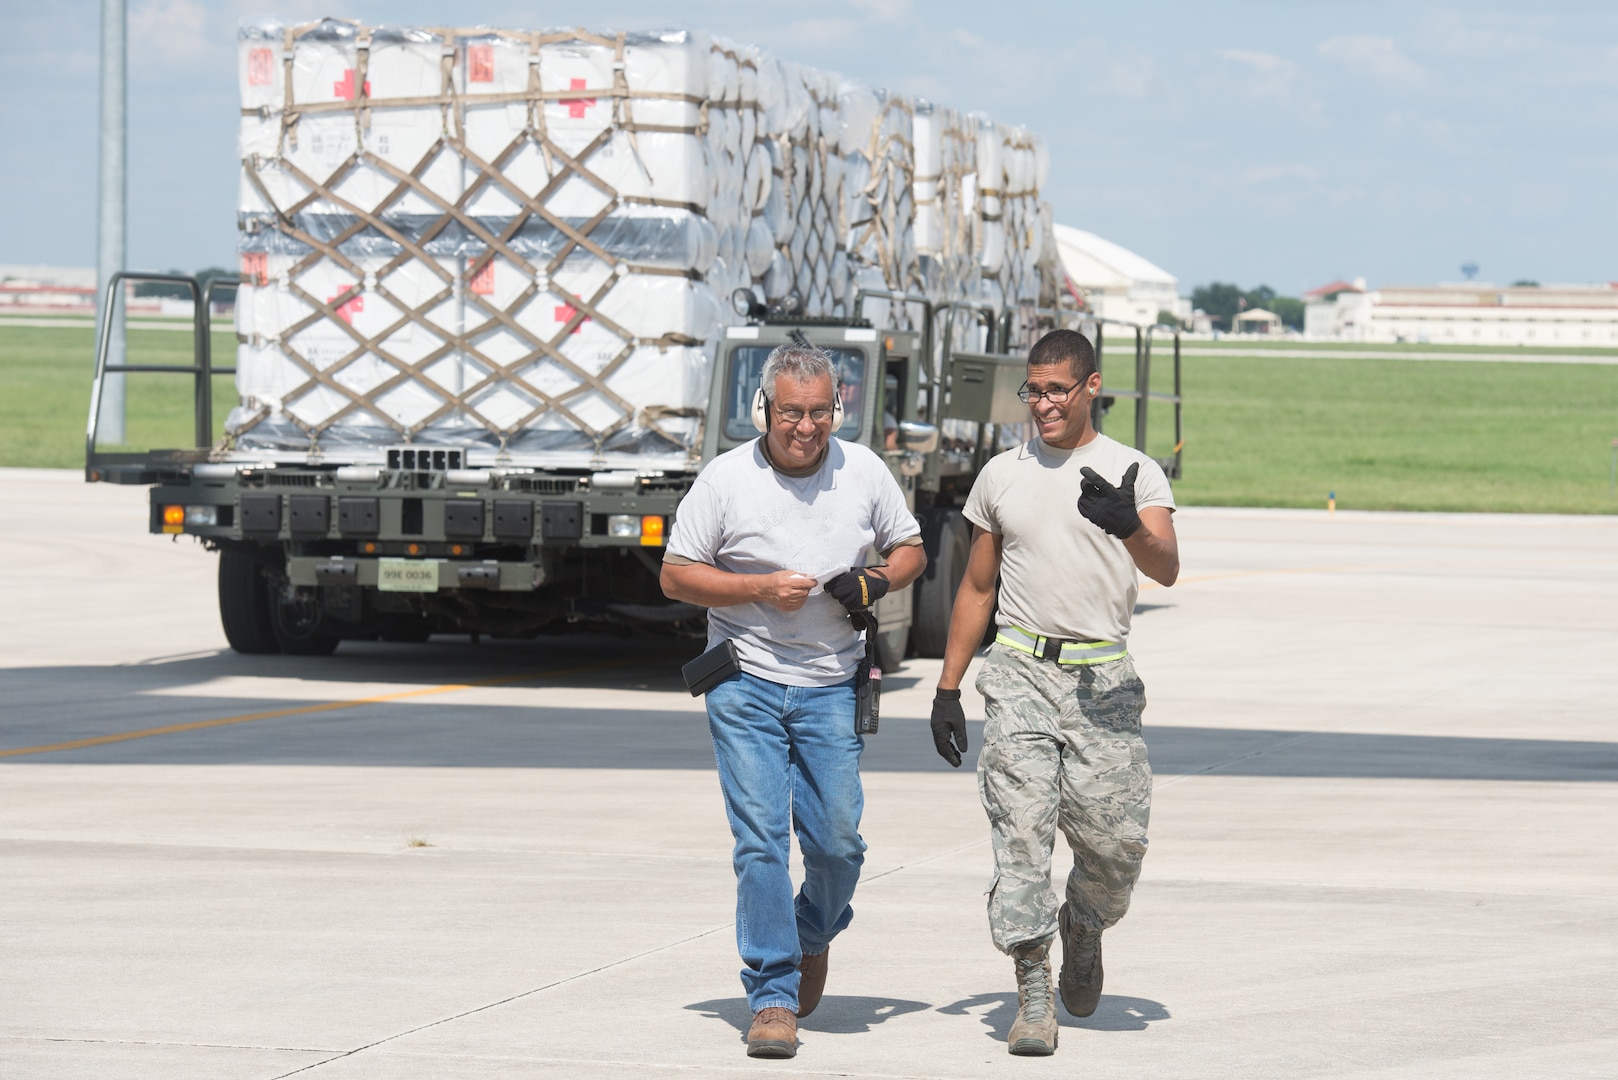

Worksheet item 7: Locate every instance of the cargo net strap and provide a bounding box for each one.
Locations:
[237,24,706,455]
[772,84,851,319]
[847,96,920,322]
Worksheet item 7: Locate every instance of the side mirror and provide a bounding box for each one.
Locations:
[896,421,939,454]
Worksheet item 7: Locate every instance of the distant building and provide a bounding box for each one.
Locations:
[0,264,96,313]
[1303,278,1367,303]
[1054,225,1191,327]
[1233,308,1284,334]
[1306,281,1618,345]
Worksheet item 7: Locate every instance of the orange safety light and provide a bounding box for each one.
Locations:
[362,541,377,554]
[449,544,465,556]
[639,515,665,546]
[161,505,185,534]
[406,543,422,555]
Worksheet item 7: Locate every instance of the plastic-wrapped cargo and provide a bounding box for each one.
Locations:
[230,17,1056,467]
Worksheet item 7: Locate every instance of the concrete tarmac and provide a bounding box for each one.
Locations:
[2,468,1615,1079]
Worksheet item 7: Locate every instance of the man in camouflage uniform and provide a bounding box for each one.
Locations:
[929,329,1179,1055]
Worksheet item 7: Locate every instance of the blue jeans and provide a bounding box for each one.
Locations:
[705,671,866,1013]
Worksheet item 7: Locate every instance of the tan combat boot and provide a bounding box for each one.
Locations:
[746,1007,798,1058]
[1007,942,1059,1055]
[1058,902,1104,1017]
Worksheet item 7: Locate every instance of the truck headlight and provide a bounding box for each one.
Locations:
[607,514,639,538]
[185,506,218,526]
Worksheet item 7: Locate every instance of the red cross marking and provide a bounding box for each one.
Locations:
[333,69,371,100]
[555,304,590,333]
[560,77,596,119]
[328,289,364,324]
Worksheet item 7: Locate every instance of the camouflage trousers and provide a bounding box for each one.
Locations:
[975,643,1152,954]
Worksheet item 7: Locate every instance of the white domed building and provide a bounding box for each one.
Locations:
[1053,225,1191,327]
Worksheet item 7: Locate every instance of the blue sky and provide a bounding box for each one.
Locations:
[2,1,1615,296]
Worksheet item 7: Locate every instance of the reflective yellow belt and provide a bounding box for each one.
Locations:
[995,626,1128,666]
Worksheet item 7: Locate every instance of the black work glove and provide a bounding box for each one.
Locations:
[930,689,968,768]
[1078,462,1143,539]
[825,567,890,614]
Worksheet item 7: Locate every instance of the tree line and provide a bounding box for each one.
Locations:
[1186,283,1304,331]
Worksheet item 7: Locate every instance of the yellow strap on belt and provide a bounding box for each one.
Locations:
[995,626,1128,666]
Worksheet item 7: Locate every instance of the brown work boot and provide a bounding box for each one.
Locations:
[1058,902,1105,1017]
[1006,942,1059,1055]
[796,947,829,1018]
[746,1006,798,1058]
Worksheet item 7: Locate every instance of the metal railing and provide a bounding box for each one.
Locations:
[85,272,238,481]
[1084,315,1184,479]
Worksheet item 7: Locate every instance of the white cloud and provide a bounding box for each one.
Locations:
[1242,163,1324,185]
[1317,35,1429,88]
[1423,10,1541,59]
[1210,48,1323,125]
[849,0,912,22]
[776,18,863,49]
[130,0,213,64]
[1216,49,1300,101]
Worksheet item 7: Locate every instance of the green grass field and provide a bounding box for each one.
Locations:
[1119,339,1618,356]
[4,322,1617,513]
[1101,349,1618,513]
[0,323,236,467]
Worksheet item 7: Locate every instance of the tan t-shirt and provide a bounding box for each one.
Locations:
[962,434,1175,644]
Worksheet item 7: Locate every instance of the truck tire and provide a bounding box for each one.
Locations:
[269,582,341,656]
[218,548,280,655]
[911,508,970,658]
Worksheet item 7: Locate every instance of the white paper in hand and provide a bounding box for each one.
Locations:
[805,567,847,597]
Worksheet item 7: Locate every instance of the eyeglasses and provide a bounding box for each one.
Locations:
[1016,381,1082,404]
[773,404,835,424]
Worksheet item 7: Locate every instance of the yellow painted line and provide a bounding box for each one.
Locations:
[0,660,628,760]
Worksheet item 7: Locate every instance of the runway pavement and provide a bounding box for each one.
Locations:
[2,467,1615,1079]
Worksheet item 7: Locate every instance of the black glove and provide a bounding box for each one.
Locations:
[825,567,890,613]
[930,688,968,768]
[1078,462,1142,539]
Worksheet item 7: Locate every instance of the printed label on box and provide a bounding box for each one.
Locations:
[248,48,274,86]
[469,44,494,84]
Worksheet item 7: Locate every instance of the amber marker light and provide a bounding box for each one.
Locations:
[639,515,665,546]
[362,541,377,554]
[406,543,422,555]
[161,505,185,534]
[450,544,465,556]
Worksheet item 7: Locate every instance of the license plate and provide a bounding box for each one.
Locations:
[377,558,439,592]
